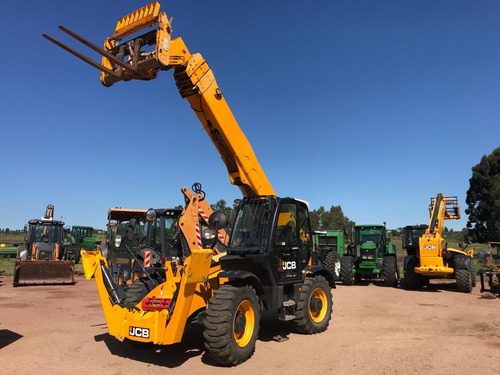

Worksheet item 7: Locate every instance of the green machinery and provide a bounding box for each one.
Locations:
[63,226,101,264]
[340,224,398,286]
[313,230,344,283]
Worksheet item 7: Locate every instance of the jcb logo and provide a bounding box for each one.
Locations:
[423,245,436,250]
[129,326,150,339]
[282,261,296,270]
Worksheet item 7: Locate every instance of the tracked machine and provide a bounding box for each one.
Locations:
[44,2,333,366]
[403,194,475,292]
[13,205,75,286]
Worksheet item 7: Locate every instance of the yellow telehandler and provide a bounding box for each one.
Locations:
[44,2,333,365]
[403,194,475,293]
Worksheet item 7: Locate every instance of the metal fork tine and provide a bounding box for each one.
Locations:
[42,33,119,77]
[58,26,149,79]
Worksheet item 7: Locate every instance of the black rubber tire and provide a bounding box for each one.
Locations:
[403,255,422,290]
[323,251,341,282]
[421,276,430,287]
[340,255,354,285]
[456,257,473,293]
[292,276,332,334]
[204,285,260,366]
[121,280,149,308]
[382,256,398,287]
[469,258,477,287]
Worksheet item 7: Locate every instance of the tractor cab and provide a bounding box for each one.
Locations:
[142,208,184,261]
[14,211,75,286]
[353,225,388,261]
[102,208,147,284]
[24,220,65,260]
[402,225,428,256]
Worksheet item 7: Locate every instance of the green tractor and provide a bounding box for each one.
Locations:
[313,230,344,283]
[340,224,398,286]
[63,226,101,264]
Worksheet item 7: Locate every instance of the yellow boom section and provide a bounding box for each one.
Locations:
[43,2,275,197]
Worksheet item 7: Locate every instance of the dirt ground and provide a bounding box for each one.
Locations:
[0,275,499,375]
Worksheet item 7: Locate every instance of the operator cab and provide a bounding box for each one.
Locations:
[222,196,313,286]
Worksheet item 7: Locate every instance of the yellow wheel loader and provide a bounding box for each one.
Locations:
[13,205,75,286]
[45,2,334,366]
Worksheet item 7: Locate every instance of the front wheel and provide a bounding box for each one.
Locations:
[292,276,332,334]
[340,255,354,285]
[403,255,422,290]
[204,285,260,366]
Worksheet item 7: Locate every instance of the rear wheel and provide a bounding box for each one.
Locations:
[323,251,341,282]
[204,285,260,366]
[456,257,473,293]
[382,255,398,287]
[292,276,332,334]
[340,255,354,285]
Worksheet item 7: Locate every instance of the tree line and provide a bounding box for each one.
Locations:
[209,146,500,244]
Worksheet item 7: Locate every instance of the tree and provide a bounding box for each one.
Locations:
[465,147,500,243]
[310,205,355,239]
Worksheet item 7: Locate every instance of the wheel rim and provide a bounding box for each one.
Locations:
[233,299,255,348]
[309,287,328,323]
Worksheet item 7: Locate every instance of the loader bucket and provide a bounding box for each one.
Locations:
[13,260,76,286]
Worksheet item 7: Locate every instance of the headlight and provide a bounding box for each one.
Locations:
[202,228,216,240]
[114,235,122,248]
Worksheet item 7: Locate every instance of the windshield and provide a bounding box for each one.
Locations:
[355,228,383,246]
[143,216,179,253]
[405,228,426,246]
[230,199,272,252]
[30,223,62,244]
[72,227,93,237]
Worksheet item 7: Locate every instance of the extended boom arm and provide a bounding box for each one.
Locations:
[43,2,275,198]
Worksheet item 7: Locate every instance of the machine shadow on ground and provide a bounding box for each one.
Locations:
[0,329,23,349]
[94,315,296,368]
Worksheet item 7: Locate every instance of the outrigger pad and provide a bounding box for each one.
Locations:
[13,260,75,286]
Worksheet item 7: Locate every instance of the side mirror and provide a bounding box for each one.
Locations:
[208,211,227,231]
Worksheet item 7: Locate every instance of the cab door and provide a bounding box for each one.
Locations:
[271,200,312,284]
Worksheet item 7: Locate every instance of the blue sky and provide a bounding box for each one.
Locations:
[0,0,498,231]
